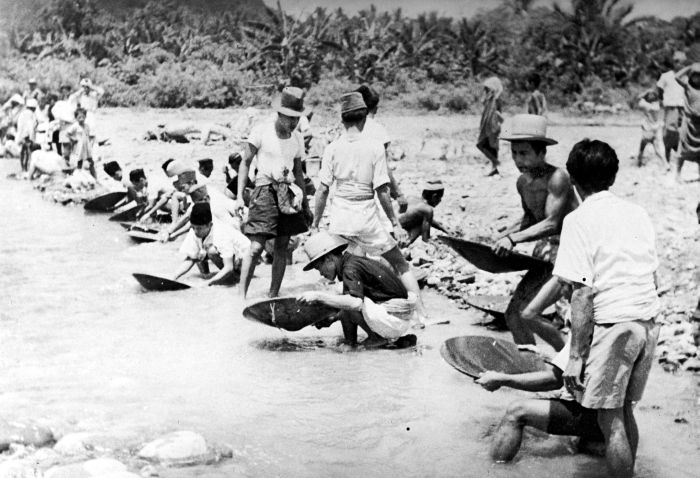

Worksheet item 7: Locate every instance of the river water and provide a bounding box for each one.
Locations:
[0,161,697,478]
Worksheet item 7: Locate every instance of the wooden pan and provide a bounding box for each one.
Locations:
[243,297,341,332]
[441,335,548,379]
[133,273,190,292]
[84,192,127,212]
[438,236,549,273]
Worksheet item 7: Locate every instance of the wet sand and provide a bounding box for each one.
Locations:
[0,108,698,477]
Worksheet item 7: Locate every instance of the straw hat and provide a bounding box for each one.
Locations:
[423,179,444,191]
[302,232,348,271]
[340,92,367,114]
[28,78,37,84]
[165,159,195,178]
[272,86,305,117]
[500,114,557,145]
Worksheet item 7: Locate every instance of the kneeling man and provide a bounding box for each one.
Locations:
[299,232,416,347]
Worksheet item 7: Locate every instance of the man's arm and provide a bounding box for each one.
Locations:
[297,291,363,311]
[387,166,407,213]
[172,259,195,281]
[377,183,408,245]
[235,142,257,211]
[563,283,595,393]
[312,183,329,230]
[476,367,562,392]
[511,170,571,244]
[292,155,312,225]
[208,256,234,286]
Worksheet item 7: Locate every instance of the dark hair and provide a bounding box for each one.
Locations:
[341,108,368,124]
[688,71,700,90]
[228,152,242,167]
[527,73,541,89]
[355,85,380,111]
[161,158,175,172]
[129,168,146,183]
[530,141,548,156]
[74,107,87,117]
[566,139,619,192]
[198,158,213,168]
[422,189,444,201]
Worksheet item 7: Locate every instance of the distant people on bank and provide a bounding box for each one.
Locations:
[144,122,233,145]
[556,139,660,478]
[235,86,312,299]
[398,180,451,246]
[16,98,39,174]
[656,50,687,166]
[65,107,96,179]
[298,232,417,348]
[493,114,578,352]
[673,62,700,181]
[100,160,126,192]
[636,90,664,167]
[525,73,547,117]
[477,76,504,176]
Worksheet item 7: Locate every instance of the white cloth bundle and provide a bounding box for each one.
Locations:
[361,293,417,339]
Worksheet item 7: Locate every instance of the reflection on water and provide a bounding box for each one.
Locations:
[0,164,697,477]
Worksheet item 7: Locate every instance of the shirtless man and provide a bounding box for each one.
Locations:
[398,180,450,246]
[492,114,577,351]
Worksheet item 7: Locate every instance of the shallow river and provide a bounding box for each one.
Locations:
[0,162,697,478]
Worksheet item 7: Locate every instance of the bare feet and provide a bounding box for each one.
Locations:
[486,168,499,177]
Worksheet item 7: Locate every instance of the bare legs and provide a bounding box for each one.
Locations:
[239,234,290,299]
[597,406,635,478]
[520,276,567,351]
[338,310,386,347]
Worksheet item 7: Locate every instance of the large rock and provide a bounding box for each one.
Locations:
[0,460,39,478]
[137,431,209,466]
[0,420,55,451]
[53,433,93,456]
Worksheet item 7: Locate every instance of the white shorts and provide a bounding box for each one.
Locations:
[330,197,396,256]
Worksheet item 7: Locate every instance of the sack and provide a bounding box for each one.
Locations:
[273,181,303,215]
[361,295,416,340]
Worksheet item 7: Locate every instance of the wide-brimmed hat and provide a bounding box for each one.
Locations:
[302,232,348,271]
[500,114,557,145]
[28,78,37,84]
[340,92,367,114]
[165,159,195,178]
[272,86,305,117]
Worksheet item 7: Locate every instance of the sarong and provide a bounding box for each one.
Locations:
[678,114,700,163]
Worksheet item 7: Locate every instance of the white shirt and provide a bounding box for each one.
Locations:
[179,220,248,260]
[148,171,175,202]
[363,117,391,146]
[319,130,389,196]
[656,70,685,107]
[16,108,37,142]
[247,121,304,184]
[553,191,659,324]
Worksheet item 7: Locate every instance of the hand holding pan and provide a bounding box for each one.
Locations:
[438,236,549,273]
[440,336,548,380]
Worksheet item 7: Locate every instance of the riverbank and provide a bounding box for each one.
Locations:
[0,108,698,477]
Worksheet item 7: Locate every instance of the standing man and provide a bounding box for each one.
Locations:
[557,139,660,478]
[493,114,578,351]
[312,92,432,325]
[656,50,687,167]
[235,87,312,299]
[16,98,38,174]
[22,78,43,104]
[69,78,104,133]
[355,85,408,214]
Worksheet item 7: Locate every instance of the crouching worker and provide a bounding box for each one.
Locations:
[298,232,416,348]
[172,202,245,286]
[398,179,451,246]
[476,338,603,463]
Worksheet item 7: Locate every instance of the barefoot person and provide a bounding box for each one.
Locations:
[557,139,660,478]
[493,114,578,352]
[476,336,603,463]
[16,98,38,174]
[298,232,416,347]
[312,92,435,325]
[477,77,504,176]
[172,202,244,286]
[656,50,687,166]
[235,87,312,299]
[636,90,664,167]
[398,180,450,246]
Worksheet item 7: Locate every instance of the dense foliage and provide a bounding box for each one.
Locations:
[1,0,699,111]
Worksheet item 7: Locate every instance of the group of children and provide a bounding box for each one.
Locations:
[1,77,105,182]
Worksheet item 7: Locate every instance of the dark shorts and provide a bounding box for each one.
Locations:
[546,399,603,441]
[243,185,308,239]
